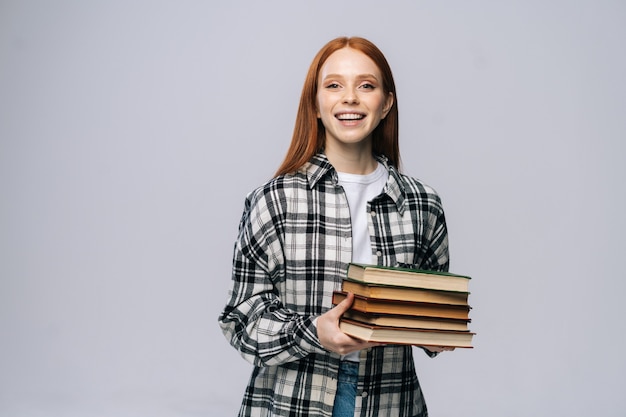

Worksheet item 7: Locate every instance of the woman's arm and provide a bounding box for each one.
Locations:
[218,193,327,367]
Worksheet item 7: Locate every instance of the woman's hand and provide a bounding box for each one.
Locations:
[424,346,456,353]
[316,292,380,355]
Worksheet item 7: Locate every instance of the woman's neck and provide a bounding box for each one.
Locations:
[325,141,377,175]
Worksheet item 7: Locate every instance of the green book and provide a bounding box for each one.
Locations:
[346,263,471,293]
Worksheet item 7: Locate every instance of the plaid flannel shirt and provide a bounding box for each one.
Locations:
[218,153,449,417]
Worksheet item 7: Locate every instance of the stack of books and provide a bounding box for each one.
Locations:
[333,263,475,348]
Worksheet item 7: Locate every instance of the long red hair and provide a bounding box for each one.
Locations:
[274,36,400,177]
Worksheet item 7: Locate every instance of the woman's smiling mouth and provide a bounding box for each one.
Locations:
[336,113,365,121]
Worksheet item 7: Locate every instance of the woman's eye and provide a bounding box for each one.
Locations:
[326,83,340,89]
[360,83,375,89]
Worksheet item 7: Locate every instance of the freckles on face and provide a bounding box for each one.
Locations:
[316,47,393,147]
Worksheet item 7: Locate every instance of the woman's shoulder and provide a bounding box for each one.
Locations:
[242,154,332,210]
[244,171,310,208]
[390,166,438,195]
[395,171,444,206]
[400,174,439,194]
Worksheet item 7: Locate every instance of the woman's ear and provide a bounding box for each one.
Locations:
[382,92,394,118]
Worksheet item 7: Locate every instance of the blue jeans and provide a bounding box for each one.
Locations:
[332,361,359,417]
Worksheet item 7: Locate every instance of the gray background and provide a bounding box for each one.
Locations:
[1,1,625,416]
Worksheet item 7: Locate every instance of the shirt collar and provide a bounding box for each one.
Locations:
[302,153,407,215]
[376,154,407,215]
[303,153,334,188]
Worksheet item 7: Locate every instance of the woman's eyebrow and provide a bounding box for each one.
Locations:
[321,73,380,81]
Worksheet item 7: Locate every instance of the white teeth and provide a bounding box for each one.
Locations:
[337,113,364,120]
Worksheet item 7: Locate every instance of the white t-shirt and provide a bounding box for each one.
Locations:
[336,162,389,362]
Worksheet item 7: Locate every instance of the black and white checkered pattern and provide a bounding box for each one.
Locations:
[219,153,449,417]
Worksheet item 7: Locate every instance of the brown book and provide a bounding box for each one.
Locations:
[343,310,470,332]
[347,263,471,293]
[342,278,469,306]
[339,318,474,348]
[332,291,471,320]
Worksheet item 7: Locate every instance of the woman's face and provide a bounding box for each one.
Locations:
[316,47,393,150]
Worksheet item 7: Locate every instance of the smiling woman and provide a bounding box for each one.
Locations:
[316,47,394,174]
[273,36,401,177]
[218,36,451,417]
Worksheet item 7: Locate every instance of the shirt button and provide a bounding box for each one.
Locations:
[376,251,382,257]
[361,391,368,398]
[370,211,376,217]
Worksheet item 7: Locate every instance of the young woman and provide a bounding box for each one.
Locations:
[218,36,451,417]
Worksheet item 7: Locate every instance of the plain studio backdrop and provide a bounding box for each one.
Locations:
[1,1,625,416]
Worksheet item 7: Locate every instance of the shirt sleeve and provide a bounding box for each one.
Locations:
[418,189,450,273]
[217,191,327,367]
[418,188,451,357]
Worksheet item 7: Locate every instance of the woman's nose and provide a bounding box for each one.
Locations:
[342,88,359,104]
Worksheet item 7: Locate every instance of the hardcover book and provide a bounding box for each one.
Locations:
[339,318,474,348]
[342,278,469,306]
[347,263,471,293]
[343,310,470,332]
[332,291,471,321]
